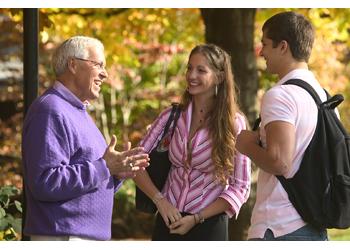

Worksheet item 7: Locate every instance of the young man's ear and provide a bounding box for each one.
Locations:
[279,40,289,54]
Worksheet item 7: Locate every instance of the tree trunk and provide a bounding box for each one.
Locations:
[200,8,259,124]
[200,8,258,240]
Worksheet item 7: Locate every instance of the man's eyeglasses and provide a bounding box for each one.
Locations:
[74,57,106,70]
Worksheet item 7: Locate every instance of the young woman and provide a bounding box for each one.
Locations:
[134,44,251,240]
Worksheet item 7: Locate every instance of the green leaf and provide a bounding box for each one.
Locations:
[4,214,20,232]
[0,194,10,208]
[10,218,22,233]
[0,194,9,204]
[0,207,6,219]
[0,186,18,196]
[0,218,9,231]
[14,200,22,213]
[6,214,14,221]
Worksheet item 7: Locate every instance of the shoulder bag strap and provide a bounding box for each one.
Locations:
[170,103,181,138]
[160,103,177,140]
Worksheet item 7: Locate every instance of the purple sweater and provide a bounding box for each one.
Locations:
[22,82,121,240]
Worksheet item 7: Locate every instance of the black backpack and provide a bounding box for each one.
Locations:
[255,78,350,229]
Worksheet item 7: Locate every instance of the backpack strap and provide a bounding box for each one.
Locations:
[253,78,321,131]
[251,78,342,139]
[252,116,261,131]
[283,79,322,106]
[284,79,344,109]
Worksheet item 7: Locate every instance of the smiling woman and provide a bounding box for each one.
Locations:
[133,44,251,241]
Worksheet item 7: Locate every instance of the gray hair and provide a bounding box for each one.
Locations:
[52,36,104,76]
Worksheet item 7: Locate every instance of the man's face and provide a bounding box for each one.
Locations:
[260,31,282,75]
[74,46,108,102]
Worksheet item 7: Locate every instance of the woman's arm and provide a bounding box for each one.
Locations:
[134,170,182,226]
[134,106,182,227]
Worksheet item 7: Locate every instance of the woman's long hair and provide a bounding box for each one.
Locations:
[181,44,243,185]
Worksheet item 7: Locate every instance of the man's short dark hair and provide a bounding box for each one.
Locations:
[262,11,315,62]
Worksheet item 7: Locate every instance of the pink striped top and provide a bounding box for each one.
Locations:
[140,102,251,218]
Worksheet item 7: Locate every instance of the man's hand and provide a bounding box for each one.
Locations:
[236,130,260,157]
[103,135,149,179]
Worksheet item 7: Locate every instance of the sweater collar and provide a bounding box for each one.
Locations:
[53,81,90,110]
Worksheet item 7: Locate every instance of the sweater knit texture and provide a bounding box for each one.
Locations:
[22,82,121,240]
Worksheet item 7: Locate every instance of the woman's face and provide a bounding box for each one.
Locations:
[185,53,217,98]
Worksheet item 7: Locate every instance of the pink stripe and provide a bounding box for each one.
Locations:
[182,108,190,135]
[186,199,202,212]
[191,150,211,167]
[169,137,183,167]
[169,151,182,168]
[195,157,212,170]
[186,189,202,202]
[241,155,247,182]
[203,178,215,190]
[140,108,172,151]
[173,135,183,157]
[177,118,186,139]
[172,180,181,197]
[167,174,181,201]
[192,142,211,158]
[168,186,177,204]
[201,187,218,205]
[188,179,203,193]
[227,187,245,202]
[189,171,202,182]
[177,170,189,209]
[220,193,240,213]
[172,171,183,194]
[196,130,209,147]
[185,194,203,211]
[191,130,201,150]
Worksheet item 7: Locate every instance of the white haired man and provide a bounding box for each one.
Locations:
[22,36,149,240]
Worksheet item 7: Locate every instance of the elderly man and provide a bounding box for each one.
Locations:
[22,36,149,241]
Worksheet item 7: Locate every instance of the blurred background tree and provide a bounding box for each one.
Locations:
[0,8,349,240]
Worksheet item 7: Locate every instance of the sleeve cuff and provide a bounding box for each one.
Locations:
[92,158,111,182]
[219,193,242,219]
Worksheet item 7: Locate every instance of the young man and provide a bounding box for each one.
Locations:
[22,36,149,240]
[236,11,328,240]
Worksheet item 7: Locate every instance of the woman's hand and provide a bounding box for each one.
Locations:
[169,215,196,235]
[156,198,182,227]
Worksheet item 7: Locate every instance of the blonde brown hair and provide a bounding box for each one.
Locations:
[181,44,243,184]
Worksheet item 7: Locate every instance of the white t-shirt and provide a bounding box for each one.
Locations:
[248,68,327,239]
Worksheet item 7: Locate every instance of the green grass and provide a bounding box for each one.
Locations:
[328,228,350,240]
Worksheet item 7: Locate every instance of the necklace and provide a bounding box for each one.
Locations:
[199,109,203,123]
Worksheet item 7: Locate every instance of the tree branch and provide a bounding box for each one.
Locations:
[46,8,130,18]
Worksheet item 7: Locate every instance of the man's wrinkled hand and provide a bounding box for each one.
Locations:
[103,135,149,178]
